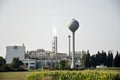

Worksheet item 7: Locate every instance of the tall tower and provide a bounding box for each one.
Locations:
[52,36,58,55]
[52,38,55,53]
[68,19,79,69]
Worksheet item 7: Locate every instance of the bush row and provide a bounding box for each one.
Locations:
[25,71,120,80]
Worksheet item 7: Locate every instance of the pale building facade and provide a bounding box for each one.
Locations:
[6,45,25,64]
[22,59,36,69]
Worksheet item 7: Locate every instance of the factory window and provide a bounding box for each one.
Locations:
[30,63,35,65]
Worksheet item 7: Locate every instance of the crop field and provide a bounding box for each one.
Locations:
[25,70,120,80]
[0,69,120,80]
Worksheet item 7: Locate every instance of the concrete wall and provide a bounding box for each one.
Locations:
[6,46,25,64]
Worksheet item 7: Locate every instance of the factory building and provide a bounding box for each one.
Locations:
[26,49,67,69]
[22,59,36,69]
[5,36,81,69]
[6,44,82,69]
[6,44,25,64]
[5,45,67,69]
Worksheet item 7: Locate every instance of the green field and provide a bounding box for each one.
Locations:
[0,69,120,80]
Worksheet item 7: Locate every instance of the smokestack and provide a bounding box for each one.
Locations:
[52,27,58,59]
[54,37,57,55]
[52,36,58,54]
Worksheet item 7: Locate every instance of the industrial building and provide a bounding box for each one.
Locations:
[5,36,81,69]
[6,44,25,64]
[6,44,81,69]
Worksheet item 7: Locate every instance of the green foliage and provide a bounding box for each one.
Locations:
[11,57,24,69]
[114,51,120,67]
[25,71,120,80]
[0,57,25,71]
[1,64,11,71]
[81,50,87,68]
[54,60,70,70]
[0,56,6,67]
[107,51,113,67]
[82,50,120,68]
[25,72,41,80]
[0,56,7,71]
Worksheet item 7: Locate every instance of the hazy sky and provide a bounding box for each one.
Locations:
[0,0,120,57]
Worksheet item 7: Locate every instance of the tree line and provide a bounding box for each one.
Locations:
[82,50,120,68]
[0,50,120,71]
[0,57,25,72]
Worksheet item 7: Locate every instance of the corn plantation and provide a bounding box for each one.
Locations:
[25,70,120,80]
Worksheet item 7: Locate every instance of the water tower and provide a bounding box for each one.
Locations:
[68,19,79,69]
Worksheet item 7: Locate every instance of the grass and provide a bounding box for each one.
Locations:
[0,72,31,80]
[0,68,120,80]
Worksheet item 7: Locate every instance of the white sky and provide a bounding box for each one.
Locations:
[0,0,120,58]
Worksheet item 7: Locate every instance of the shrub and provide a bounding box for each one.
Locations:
[25,71,120,80]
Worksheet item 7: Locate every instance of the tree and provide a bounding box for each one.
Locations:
[95,51,107,66]
[85,50,91,68]
[81,50,87,68]
[101,50,107,66]
[11,57,24,69]
[107,51,113,67]
[95,51,101,65]
[54,60,70,70]
[0,56,6,71]
[90,55,96,67]
[0,56,6,67]
[1,64,11,71]
[114,51,120,67]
